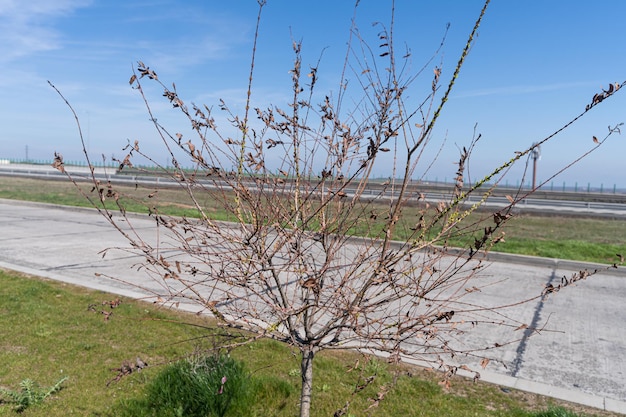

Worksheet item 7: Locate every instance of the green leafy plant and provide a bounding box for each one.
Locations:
[0,376,68,412]
[115,353,249,417]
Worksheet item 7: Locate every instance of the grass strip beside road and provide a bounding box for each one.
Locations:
[0,270,618,416]
[1,176,625,265]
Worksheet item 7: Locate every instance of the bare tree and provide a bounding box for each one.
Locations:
[51,1,624,416]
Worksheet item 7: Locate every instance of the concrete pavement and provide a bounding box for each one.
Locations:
[0,198,624,414]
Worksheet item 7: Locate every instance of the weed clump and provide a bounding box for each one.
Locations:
[0,376,68,412]
[115,353,249,417]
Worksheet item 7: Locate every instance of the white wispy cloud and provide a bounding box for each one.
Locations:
[0,0,90,62]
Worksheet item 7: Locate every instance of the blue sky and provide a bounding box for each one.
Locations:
[1,0,625,188]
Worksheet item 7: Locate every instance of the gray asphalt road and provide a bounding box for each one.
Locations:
[0,199,624,413]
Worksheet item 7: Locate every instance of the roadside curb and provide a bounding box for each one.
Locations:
[399,357,626,415]
[483,251,626,278]
[476,369,626,414]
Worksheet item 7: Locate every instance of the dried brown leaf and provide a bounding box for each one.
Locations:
[52,152,65,173]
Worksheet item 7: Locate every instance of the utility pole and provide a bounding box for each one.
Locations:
[531,143,541,190]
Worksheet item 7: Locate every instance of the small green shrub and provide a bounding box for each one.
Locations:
[115,353,249,417]
[530,407,584,417]
[0,376,68,412]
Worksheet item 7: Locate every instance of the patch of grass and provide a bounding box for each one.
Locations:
[0,269,221,416]
[0,176,233,220]
[493,238,626,264]
[494,214,626,262]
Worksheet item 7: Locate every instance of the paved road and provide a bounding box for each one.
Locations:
[0,199,625,413]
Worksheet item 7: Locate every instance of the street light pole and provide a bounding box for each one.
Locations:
[531,143,541,190]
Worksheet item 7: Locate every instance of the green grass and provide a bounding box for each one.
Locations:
[491,214,626,263]
[0,270,618,416]
[1,176,625,265]
[0,270,217,416]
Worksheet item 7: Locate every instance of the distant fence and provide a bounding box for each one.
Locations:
[390,177,626,195]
